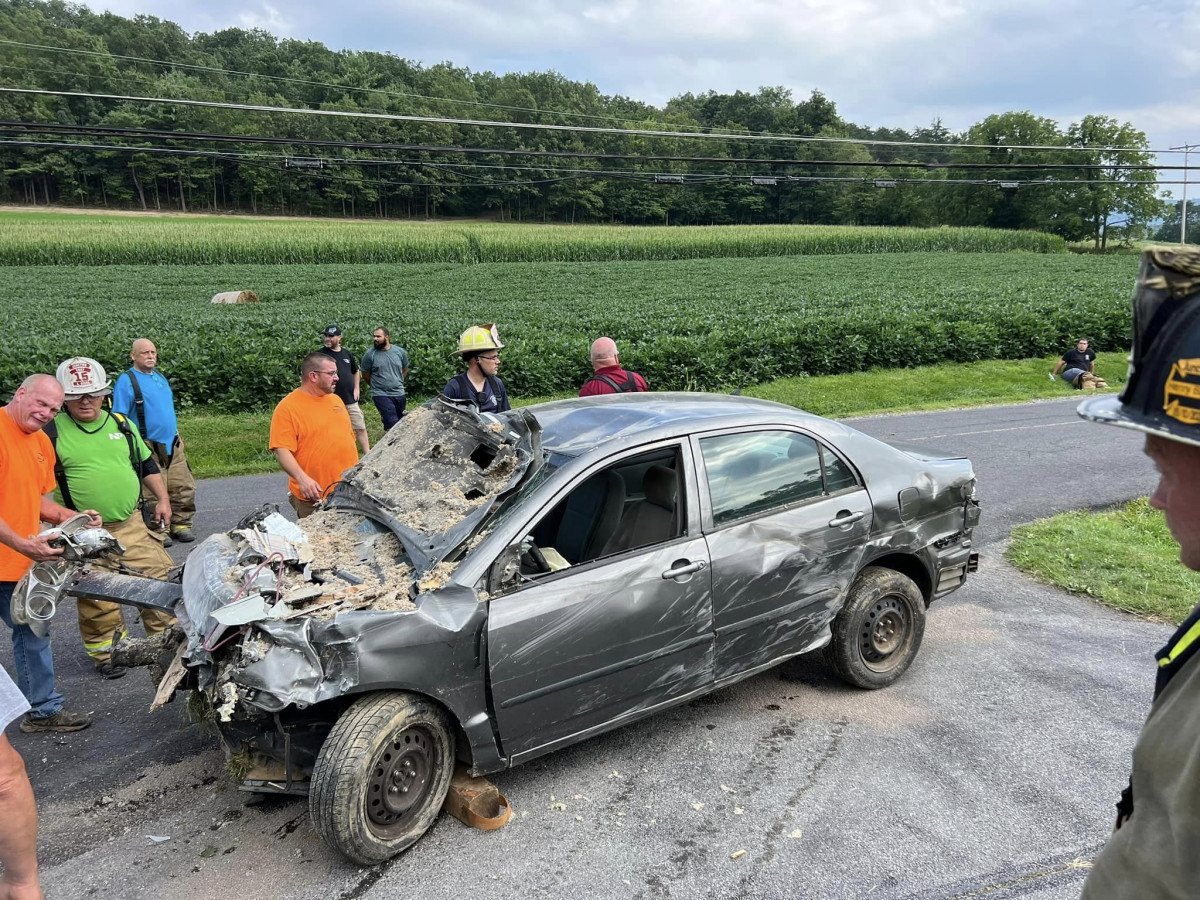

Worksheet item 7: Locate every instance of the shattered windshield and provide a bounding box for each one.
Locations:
[474,454,561,539]
[328,400,542,574]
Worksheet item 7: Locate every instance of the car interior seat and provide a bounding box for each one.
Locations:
[553,469,626,564]
[603,464,678,556]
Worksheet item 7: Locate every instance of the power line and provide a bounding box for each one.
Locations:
[0,37,708,134]
[0,122,1183,172]
[0,86,1170,154]
[2,138,1172,189]
[0,139,587,188]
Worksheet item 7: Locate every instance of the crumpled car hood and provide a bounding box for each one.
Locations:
[328,399,541,574]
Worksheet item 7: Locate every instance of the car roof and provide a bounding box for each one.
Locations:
[525,391,853,456]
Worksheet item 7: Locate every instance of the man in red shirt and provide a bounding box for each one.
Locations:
[579,337,648,397]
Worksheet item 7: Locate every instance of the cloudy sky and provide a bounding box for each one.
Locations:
[95,0,1200,179]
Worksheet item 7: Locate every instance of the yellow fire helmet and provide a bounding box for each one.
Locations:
[1079,246,1200,448]
[55,356,113,398]
[454,324,504,357]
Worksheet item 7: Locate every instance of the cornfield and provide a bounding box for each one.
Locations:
[0,213,1066,266]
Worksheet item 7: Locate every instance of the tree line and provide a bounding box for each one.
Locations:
[0,0,1173,247]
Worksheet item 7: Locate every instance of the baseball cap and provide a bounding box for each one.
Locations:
[322,325,342,337]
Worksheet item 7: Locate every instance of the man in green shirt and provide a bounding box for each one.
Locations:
[51,357,174,678]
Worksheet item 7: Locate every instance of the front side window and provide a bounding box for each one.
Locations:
[700,430,853,526]
[517,447,685,579]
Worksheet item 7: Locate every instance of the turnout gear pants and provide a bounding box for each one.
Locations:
[76,513,176,665]
[140,437,196,530]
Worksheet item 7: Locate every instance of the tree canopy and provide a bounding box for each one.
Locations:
[0,0,1162,239]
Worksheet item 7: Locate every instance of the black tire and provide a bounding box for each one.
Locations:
[310,692,455,864]
[825,566,926,690]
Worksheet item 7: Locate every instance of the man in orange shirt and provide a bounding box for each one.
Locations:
[0,375,94,734]
[269,353,359,519]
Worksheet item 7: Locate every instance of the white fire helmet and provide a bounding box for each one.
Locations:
[56,357,113,398]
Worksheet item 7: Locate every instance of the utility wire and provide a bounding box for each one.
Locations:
[0,122,1184,171]
[0,37,708,134]
[0,86,1170,154]
[1,138,1169,188]
[0,139,587,188]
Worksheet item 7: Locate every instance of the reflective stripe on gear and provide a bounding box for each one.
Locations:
[74,513,175,663]
[1159,617,1200,668]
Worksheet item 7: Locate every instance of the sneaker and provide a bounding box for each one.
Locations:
[171,528,195,543]
[97,662,127,680]
[20,709,92,733]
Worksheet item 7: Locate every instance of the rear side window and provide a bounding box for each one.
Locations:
[821,448,857,494]
[700,430,856,525]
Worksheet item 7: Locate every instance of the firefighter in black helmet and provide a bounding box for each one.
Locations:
[1079,246,1200,899]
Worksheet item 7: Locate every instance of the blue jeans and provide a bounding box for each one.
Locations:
[373,395,407,431]
[0,581,63,719]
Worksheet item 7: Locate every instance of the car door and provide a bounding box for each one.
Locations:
[486,442,714,763]
[695,428,872,681]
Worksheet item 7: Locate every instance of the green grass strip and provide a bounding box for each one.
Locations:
[180,351,1125,478]
[1007,499,1200,624]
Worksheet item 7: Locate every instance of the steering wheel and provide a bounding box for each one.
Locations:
[528,543,551,574]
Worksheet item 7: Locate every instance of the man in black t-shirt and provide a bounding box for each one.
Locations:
[1052,338,1106,389]
[318,325,369,452]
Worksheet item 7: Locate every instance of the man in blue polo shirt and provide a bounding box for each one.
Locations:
[111,338,197,543]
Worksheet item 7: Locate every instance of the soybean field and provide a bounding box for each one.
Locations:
[3,247,1137,412]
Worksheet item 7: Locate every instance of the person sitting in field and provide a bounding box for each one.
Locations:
[1052,338,1107,390]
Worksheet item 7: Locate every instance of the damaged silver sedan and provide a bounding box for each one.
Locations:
[36,393,980,864]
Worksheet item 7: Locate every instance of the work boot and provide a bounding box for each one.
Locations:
[171,527,195,543]
[162,534,174,548]
[96,662,127,680]
[20,709,92,733]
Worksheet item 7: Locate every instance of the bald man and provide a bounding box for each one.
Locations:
[579,337,649,397]
[0,374,94,733]
[112,338,197,543]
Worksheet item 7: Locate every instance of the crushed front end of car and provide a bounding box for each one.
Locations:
[70,399,542,795]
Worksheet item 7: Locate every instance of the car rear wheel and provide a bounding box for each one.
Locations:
[310,692,455,864]
[825,566,926,690]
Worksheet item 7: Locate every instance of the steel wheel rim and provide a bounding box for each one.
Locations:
[366,725,435,838]
[859,594,910,673]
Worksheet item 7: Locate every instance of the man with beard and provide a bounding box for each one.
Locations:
[360,327,409,431]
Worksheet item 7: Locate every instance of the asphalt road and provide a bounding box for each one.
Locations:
[6,397,1167,899]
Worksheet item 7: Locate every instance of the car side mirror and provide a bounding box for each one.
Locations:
[488,545,523,595]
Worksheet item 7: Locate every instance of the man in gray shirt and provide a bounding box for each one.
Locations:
[360,327,410,431]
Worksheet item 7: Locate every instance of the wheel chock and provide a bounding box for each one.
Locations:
[442,766,512,831]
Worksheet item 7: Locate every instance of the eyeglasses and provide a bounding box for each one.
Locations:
[74,392,107,401]
[317,370,338,377]
[477,354,500,362]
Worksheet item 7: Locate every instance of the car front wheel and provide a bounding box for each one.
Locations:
[826,566,926,690]
[310,692,455,864]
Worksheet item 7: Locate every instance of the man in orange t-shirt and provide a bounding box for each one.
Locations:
[269,353,359,519]
[0,375,97,734]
